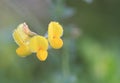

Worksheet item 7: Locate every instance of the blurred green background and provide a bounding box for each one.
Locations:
[0,0,120,83]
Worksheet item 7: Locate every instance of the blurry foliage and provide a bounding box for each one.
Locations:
[0,0,120,83]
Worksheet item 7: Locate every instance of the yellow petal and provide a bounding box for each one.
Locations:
[36,50,48,61]
[13,29,24,46]
[16,45,31,57]
[48,21,63,38]
[13,23,30,46]
[29,35,48,52]
[49,38,63,49]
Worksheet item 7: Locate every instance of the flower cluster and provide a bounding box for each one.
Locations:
[13,22,63,61]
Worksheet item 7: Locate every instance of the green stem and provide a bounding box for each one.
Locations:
[62,39,70,79]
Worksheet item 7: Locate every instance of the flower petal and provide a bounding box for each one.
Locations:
[16,45,31,57]
[36,50,48,61]
[13,29,24,46]
[48,21,63,38]
[29,36,48,52]
[49,38,63,49]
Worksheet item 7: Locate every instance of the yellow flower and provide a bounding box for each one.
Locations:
[13,23,32,57]
[29,36,48,61]
[48,21,63,49]
[13,21,63,61]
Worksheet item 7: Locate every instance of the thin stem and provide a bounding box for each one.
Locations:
[62,39,70,79]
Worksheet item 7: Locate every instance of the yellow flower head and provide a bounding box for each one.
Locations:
[48,22,63,49]
[13,21,63,61]
[29,36,48,61]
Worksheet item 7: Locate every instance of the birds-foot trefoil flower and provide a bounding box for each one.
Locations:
[48,22,63,49]
[13,21,63,61]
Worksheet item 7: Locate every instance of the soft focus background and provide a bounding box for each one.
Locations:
[0,0,120,83]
